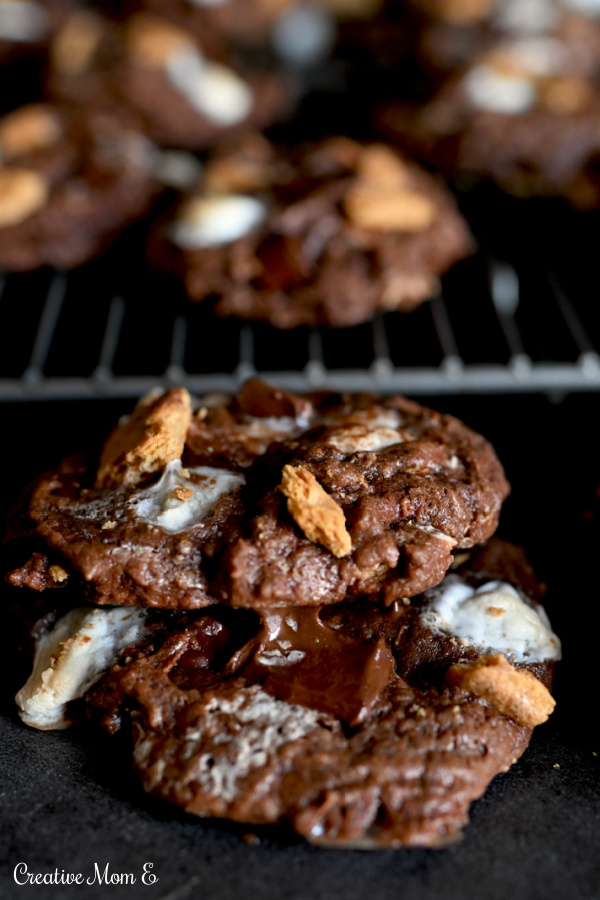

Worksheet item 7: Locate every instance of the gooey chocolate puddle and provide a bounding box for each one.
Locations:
[241,607,399,727]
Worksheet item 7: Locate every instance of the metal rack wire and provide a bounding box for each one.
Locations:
[1,251,599,401]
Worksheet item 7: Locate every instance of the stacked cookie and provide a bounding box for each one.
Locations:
[5,380,560,847]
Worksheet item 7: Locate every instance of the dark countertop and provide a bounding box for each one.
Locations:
[1,394,599,900]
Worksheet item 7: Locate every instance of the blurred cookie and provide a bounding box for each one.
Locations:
[149,134,473,327]
[377,6,600,206]
[45,8,292,149]
[0,102,160,270]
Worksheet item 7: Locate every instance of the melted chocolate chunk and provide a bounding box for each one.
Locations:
[243,607,397,726]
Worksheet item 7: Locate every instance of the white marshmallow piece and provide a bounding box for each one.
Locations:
[169,193,266,248]
[167,49,253,126]
[465,63,537,114]
[242,415,305,439]
[495,0,559,34]
[325,407,406,453]
[0,1,47,42]
[16,607,148,730]
[502,36,568,77]
[326,425,405,453]
[423,578,562,662]
[132,461,245,533]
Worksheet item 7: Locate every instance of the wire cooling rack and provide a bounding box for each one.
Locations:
[1,251,599,401]
[1,185,599,401]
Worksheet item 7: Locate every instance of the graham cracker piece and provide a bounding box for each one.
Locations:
[446,653,555,727]
[95,388,192,489]
[280,464,352,558]
[345,145,436,233]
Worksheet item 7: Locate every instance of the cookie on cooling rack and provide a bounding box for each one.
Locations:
[377,5,600,207]
[147,134,473,328]
[5,379,508,610]
[0,102,162,271]
[45,8,292,150]
[12,538,558,846]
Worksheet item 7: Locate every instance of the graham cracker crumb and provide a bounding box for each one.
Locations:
[280,464,352,558]
[243,833,261,845]
[356,144,408,188]
[487,606,506,617]
[446,653,556,728]
[0,168,50,228]
[51,10,104,76]
[204,154,273,193]
[345,185,436,233]
[95,388,192,489]
[49,565,68,583]
[126,13,191,68]
[542,77,592,115]
[101,520,117,530]
[345,144,437,233]
[451,552,471,569]
[0,106,61,160]
[171,486,194,501]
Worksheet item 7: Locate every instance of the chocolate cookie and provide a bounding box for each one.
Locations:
[148,134,473,328]
[0,102,160,271]
[52,540,556,848]
[377,7,600,206]
[45,8,292,150]
[5,381,509,611]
